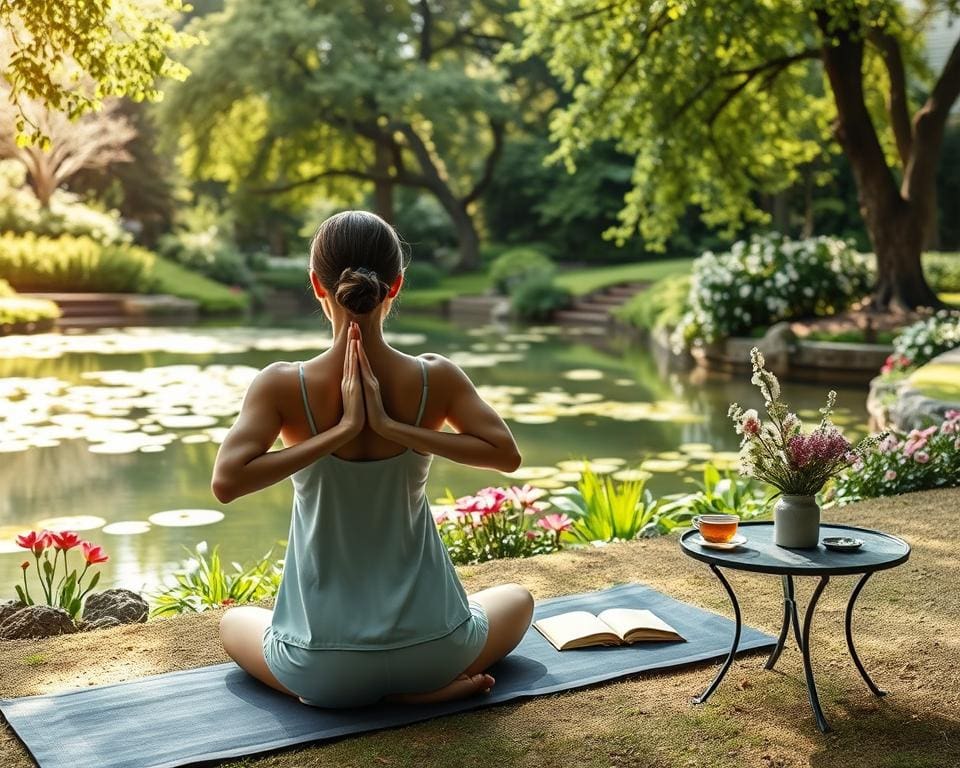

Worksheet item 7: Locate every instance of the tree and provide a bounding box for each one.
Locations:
[513,1,960,310]
[163,0,521,270]
[0,92,137,206]
[0,0,197,144]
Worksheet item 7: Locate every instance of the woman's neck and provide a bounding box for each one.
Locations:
[331,313,387,352]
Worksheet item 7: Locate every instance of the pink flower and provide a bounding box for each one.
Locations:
[431,507,450,525]
[786,429,851,469]
[879,434,900,453]
[80,541,109,565]
[902,427,935,457]
[536,513,574,533]
[15,530,53,556]
[884,470,897,481]
[914,451,930,464]
[945,409,960,421]
[508,484,547,513]
[738,409,761,437]
[525,530,538,540]
[50,531,82,551]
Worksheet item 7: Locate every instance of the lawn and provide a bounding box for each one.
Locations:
[2,488,957,768]
[151,258,250,314]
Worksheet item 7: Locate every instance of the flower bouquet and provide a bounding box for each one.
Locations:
[15,529,109,619]
[728,348,883,547]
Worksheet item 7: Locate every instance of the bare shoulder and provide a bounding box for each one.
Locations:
[417,352,473,388]
[245,360,298,400]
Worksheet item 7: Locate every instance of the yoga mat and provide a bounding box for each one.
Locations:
[1,582,775,768]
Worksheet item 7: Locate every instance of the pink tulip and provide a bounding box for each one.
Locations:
[536,513,574,533]
[509,484,548,513]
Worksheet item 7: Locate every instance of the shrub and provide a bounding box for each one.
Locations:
[403,261,443,290]
[151,258,250,314]
[489,247,556,295]
[830,411,960,505]
[615,274,691,331]
[656,463,771,533]
[157,230,253,287]
[149,541,285,616]
[891,309,960,368]
[0,232,157,292]
[673,233,873,348]
[509,275,572,321]
[434,485,563,565]
[0,296,61,331]
[923,252,960,293]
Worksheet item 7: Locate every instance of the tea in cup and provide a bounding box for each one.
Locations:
[693,514,739,543]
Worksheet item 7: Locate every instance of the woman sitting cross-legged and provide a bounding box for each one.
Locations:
[212,210,534,707]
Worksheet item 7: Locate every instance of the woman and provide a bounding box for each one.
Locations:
[212,210,534,707]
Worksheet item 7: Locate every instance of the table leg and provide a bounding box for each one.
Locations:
[765,575,802,671]
[693,564,742,705]
[845,572,887,697]
[800,575,831,733]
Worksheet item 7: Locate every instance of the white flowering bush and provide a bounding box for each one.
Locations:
[891,310,960,369]
[673,233,873,348]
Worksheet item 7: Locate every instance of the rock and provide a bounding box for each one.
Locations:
[0,599,26,626]
[81,615,124,632]
[889,384,958,432]
[81,588,149,625]
[0,605,77,640]
[756,322,795,376]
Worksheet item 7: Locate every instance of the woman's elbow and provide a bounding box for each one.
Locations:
[499,446,522,473]
[210,474,238,504]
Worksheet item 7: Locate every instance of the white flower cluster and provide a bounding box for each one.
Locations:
[893,309,960,367]
[672,233,873,349]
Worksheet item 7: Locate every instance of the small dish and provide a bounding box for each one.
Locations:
[822,536,863,552]
[692,533,747,550]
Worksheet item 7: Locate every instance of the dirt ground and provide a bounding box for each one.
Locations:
[2,489,958,768]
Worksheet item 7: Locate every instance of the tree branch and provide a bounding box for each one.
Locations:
[463,118,504,205]
[868,28,913,167]
[249,168,392,195]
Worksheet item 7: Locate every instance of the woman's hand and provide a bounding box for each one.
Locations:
[354,328,392,435]
[340,322,365,437]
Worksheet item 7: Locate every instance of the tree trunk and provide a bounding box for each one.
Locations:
[871,209,940,311]
[802,169,814,238]
[448,200,480,272]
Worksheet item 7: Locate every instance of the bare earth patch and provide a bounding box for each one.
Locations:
[2,489,959,768]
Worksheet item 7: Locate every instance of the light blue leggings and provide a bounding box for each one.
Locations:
[262,601,489,708]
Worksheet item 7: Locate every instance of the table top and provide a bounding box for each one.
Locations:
[679,522,910,576]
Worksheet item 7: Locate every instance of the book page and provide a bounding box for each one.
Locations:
[597,608,683,641]
[533,611,620,650]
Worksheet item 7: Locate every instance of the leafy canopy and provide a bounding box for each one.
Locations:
[509,0,945,249]
[0,0,200,145]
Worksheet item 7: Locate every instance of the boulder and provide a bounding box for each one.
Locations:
[81,615,124,632]
[81,588,149,625]
[0,605,77,640]
[0,599,26,626]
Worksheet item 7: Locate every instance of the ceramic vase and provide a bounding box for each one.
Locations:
[773,494,820,548]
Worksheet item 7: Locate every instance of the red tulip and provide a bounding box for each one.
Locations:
[80,541,109,565]
[50,531,82,551]
[16,530,53,556]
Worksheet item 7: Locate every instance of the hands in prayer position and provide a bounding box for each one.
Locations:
[340,321,392,436]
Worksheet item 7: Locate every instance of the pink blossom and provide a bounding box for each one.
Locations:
[902,427,935,457]
[879,434,900,453]
[536,513,574,533]
[945,409,960,421]
[508,484,547,513]
[914,451,930,464]
[431,507,450,525]
[455,487,508,518]
[884,470,897,481]
[786,429,851,469]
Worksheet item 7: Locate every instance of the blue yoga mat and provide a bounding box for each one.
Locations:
[1,582,775,768]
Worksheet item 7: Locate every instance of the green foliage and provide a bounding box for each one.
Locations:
[0,296,61,331]
[151,257,250,314]
[554,258,693,296]
[0,0,198,144]
[674,234,872,348]
[403,262,444,291]
[509,275,572,321]
[892,309,960,367]
[830,412,960,506]
[656,464,771,534]
[923,253,960,293]
[549,466,662,542]
[615,274,691,331]
[489,247,556,295]
[149,541,285,616]
[0,278,13,298]
[0,233,157,292]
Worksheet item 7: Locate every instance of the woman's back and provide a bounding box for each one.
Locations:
[270,354,473,650]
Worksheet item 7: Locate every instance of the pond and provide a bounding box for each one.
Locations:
[0,315,871,596]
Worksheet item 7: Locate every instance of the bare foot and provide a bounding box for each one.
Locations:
[382,672,496,705]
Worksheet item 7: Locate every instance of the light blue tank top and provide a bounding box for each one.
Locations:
[268,357,473,650]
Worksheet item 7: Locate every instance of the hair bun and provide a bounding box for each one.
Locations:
[335,267,389,315]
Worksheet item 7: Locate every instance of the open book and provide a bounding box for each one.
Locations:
[533,608,685,651]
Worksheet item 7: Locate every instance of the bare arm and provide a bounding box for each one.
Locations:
[211,331,365,503]
[356,345,521,472]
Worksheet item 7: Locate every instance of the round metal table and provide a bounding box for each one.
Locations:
[679,521,910,733]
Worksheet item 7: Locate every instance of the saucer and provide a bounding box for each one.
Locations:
[822,536,863,552]
[692,533,746,550]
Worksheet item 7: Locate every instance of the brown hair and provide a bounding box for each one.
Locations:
[309,210,404,315]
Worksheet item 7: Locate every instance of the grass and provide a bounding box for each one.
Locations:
[399,271,492,311]
[908,361,960,400]
[151,258,250,315]
[21,654,45,666]
[940,292,960,307]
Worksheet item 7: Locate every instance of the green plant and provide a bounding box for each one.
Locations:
[830,411,960,505]
[673,233,873,349]
[549,465,662,542]
[0,296,61,331]
[0,232,157,292]
[22,653,46,666]
[509,275,572,321]
[923,253,960,293]
[892,309,960,368]
[14,530,108,621]
[615,274,691,331]
[148,541,285,616]
[403,261,443,290]
[434,485,563,565]
[489,247,556,295]
[655,463,771,534]
[151,258,249,314]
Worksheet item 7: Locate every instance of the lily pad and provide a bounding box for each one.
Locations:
[101,521,152,535]
[35,515,107,531]
[148,509,225,528]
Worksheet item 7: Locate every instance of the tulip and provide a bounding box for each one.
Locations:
[16,530,52,557]
[81,541,109,565]
[50,531,82,551]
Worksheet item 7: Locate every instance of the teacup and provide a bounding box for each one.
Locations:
[692,514,739,543]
